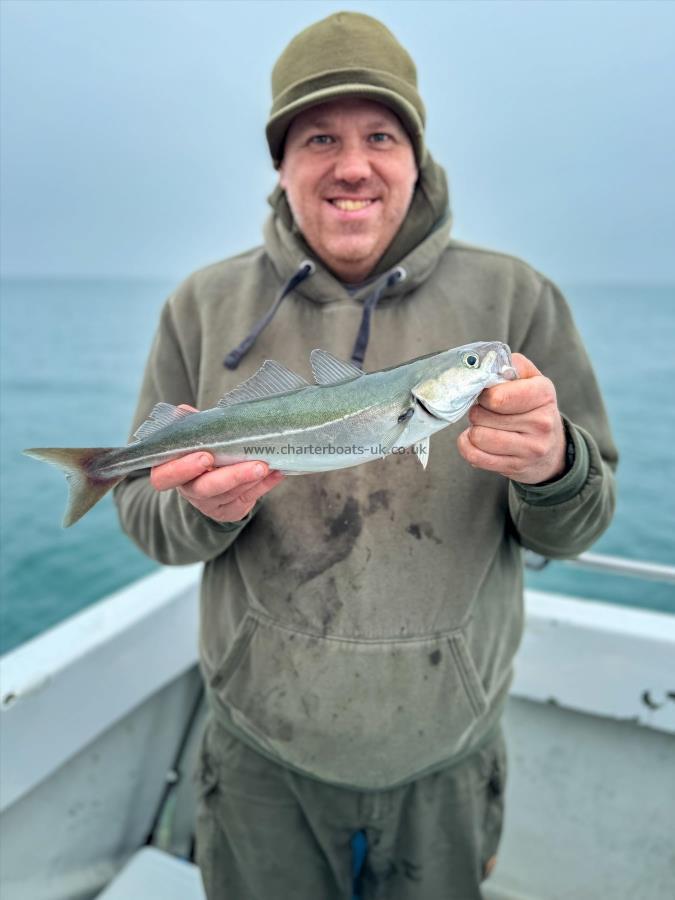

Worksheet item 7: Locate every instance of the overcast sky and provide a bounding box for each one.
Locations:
[1,0,674,284]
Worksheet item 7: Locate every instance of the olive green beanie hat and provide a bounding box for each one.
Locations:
[266,11,426,166]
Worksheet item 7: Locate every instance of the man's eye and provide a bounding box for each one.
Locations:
[369,132,392,144]
[309,135,335,145]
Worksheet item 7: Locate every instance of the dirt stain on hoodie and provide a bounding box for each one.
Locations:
[259,479,365,591]
[407,521,443,545]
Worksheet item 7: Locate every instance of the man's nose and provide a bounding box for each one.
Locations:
[333,142,372,183]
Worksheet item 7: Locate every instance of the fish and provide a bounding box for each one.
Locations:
[24,341,516,527]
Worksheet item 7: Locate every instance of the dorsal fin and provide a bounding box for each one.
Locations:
[132,403,195,442]
[217,360,309,408]
[310,349,364,385]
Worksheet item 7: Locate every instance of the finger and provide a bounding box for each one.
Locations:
[478,375,556,416]
[476,353,548,416]
[211,472,285,521]
[457,428,515,474]
[465,425,523,457]
[468,404,550,434]
[212,498,256,523]
[243,469,285,501]
[223,470,285,507]
[177,403,198,413]
[151,452,215,491]
[221,469,285,505]
[511,353,542,379]
[180,461,271,501]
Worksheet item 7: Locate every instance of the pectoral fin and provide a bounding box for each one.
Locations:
[413,436,430,469]
[379,407,414,454]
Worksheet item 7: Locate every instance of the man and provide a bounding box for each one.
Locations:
[115,12,617,899]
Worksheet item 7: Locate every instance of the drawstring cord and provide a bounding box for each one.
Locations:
[223,260,316,369]
[223,261,407,371]
[350,266,406,369]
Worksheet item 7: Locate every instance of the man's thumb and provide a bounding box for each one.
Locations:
[511,353,542,379]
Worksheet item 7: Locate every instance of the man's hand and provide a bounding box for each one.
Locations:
[457,353,567,485]
[150,406,284,522]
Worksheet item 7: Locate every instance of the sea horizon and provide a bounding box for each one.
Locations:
[1,276,674,654]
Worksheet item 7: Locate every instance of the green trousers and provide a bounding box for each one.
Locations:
[195,716,506,899]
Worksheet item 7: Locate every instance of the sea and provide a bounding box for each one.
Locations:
[1,278,674,655]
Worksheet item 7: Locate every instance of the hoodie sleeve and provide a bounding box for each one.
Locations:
[508,278,619,558]
[113,296,253,566]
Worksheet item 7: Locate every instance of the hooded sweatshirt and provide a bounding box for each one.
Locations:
[114,155,617,790]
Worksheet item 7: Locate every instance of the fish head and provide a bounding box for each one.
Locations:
[412,341,516,422]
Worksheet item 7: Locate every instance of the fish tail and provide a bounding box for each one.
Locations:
[23,447,122,527]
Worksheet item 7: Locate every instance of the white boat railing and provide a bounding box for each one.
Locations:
[525,550,675,583]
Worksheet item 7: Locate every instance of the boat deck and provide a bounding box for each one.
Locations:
[97,848,204,900]
[2,561,674,900]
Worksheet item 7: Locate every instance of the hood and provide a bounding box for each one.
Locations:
[264,151,452,305]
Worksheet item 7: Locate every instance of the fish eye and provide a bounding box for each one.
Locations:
[462,352,481,369]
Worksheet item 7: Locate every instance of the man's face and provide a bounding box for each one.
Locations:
[279,98,418,283]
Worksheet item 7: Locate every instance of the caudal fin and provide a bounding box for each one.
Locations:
[23,447,122,527]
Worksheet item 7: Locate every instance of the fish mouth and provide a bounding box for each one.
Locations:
[494,343,517,380]
[413,395,444,420]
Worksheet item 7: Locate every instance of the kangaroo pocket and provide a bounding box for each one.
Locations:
[209,613,489,789]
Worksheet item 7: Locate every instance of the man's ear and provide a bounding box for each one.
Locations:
[278,160,287,191]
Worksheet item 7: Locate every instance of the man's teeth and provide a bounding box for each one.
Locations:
[331,199,373,211]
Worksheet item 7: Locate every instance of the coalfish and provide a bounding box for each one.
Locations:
[24,341,516,526]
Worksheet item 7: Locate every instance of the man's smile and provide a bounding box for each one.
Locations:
[325,197,381,219]
[328,198,377,211]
